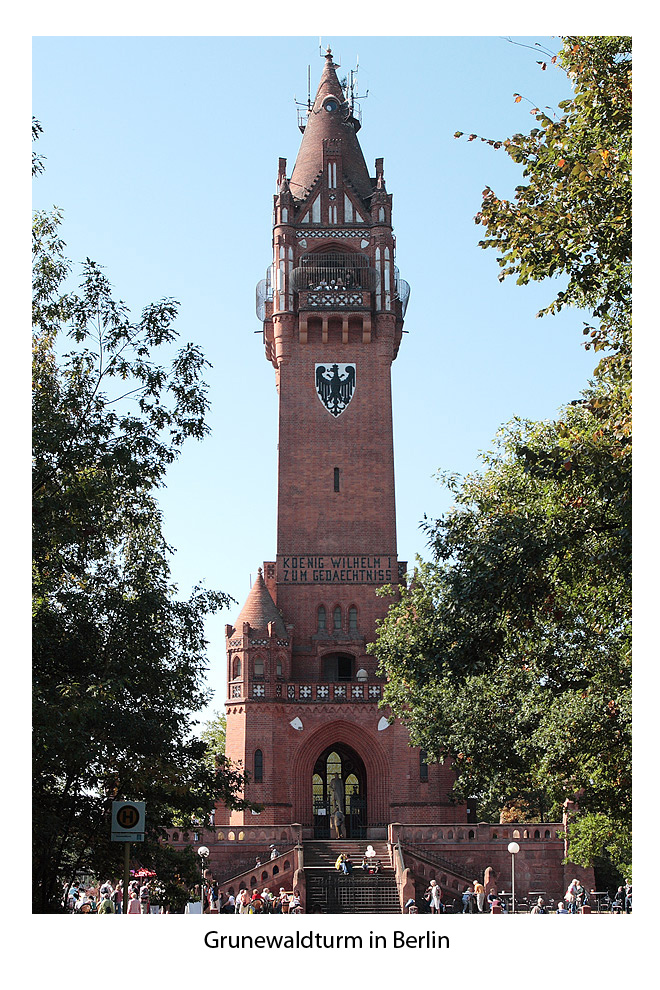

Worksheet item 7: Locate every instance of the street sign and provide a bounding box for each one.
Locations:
[111,801,145,842]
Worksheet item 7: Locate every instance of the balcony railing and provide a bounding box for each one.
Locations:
[291,252,379,293]
[229,681,382,702]
[297,288,371,311]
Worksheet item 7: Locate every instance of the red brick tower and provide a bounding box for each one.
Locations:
[221,50,464,837]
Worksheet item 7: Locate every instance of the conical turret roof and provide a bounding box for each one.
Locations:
[233,568,287,638]
[290,49,373,205]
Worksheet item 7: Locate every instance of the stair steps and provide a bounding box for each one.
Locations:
[303,839,391,869]
[302,840,400,914]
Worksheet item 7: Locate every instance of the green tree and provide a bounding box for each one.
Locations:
[32,129,249,912]
[373,409,631,824]
[200,711,227,771]
[372,37,631,873]
[462,38,631,351]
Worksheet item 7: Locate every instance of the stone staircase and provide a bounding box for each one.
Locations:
[303,840,401,914]
[303,839,391,868]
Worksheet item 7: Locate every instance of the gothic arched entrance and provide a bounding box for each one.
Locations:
[312,743,366,839]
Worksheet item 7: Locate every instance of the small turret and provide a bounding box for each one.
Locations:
[231,567,287,640]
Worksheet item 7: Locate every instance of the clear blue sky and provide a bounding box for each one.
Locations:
[32,35,610,724]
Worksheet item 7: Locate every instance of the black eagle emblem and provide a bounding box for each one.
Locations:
[315,363,356,417]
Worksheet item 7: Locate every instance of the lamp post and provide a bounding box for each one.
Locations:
[198,845,209,914]
[507,841,520,914]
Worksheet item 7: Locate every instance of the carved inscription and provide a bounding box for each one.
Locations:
[278,554,395,584]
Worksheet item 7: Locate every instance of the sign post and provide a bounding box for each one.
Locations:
[123,840,131,914]
[111,802,145,915]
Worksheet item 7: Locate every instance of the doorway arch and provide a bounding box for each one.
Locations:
[312,743,366,838]
[290,719,390,830]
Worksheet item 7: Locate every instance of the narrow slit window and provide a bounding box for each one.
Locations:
[334,467,340,492]
[254,749,263,783]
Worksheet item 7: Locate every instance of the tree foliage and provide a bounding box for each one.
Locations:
[372,37,631,872]
[373,408,630,824]
[200,711,227,772]
[33,129,248,911]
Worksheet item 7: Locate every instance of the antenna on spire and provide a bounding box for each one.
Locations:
[295,61,314,132]
[345,55,369,128]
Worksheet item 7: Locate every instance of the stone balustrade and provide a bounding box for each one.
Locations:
[230,681,383,702]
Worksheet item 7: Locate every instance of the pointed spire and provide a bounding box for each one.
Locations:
[233,567,287,638]
[290,48,373,205]
[313,47,346,107]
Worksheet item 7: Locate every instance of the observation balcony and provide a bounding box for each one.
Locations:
[256,257,410,321]
[291,252,379,294]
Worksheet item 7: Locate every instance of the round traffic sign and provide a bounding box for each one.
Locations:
[116,804,140,830]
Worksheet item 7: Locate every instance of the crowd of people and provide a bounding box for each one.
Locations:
[205,884,303,914]
[406,877,632,915]
[62,865,631,917]
[63,877,154,914]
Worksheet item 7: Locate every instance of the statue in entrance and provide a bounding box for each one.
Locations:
[328,774,345,815]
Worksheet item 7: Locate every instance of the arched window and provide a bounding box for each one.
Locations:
[333,606,342,631]
[348,606,358,635]
[318,605,327,632]
[419,749,429,782]
[254,749,263,783]
[313,773,324,815]
[233,657,241,679]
